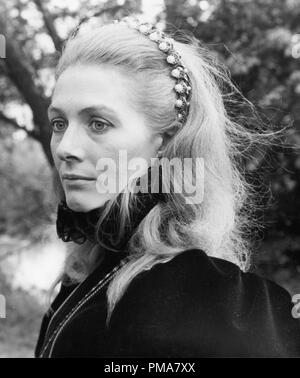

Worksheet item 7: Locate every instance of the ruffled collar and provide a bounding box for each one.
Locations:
[56,165,166,252]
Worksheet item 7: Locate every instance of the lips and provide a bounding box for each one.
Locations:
[62,173,95,181]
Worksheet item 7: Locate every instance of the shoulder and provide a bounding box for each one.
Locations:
[108,249,300,357]
[116,248,292,309]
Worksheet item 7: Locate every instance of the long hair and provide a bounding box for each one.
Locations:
[49,19,275,324]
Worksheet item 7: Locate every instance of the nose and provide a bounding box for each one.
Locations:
[55,123,85,162]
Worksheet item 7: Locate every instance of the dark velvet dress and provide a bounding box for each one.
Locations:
[35,189,300,358]
[35,247,300,358]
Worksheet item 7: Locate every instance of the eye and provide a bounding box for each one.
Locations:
[89,119,111,133]
[50,118,67,133]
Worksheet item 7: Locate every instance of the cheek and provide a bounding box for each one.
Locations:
[50,137,59,166]
[104,128,156,160]
[50,135,55,153]
[92,131,157,188]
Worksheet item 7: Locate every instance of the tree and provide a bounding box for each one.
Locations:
[161,0,300,227]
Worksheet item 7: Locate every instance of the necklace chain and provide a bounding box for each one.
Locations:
[39,255,130,358]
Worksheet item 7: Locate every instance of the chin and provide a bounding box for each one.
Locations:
[65,192,112,212]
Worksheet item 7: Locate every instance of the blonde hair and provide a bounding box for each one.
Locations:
[49,19,275,324]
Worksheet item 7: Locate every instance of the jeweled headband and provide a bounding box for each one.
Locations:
[69,15,192,125]
[114,16,192,125]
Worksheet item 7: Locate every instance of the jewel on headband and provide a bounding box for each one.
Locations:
[114,16,192,125]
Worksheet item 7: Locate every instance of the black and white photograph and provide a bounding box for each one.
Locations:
[0,0,300,360]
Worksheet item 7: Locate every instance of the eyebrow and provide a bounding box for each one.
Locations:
[47,105,121,122]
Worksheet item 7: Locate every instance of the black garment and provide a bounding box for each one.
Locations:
[35,248,300,358]
[35,171,300,357]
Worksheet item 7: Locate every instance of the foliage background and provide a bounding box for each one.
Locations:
[0,0,299,357]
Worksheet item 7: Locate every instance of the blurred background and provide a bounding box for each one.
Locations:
[0,0,299,358]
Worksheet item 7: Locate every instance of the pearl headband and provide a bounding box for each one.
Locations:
[114,16,192,125]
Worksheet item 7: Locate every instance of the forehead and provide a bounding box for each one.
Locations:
[51,64,136,114]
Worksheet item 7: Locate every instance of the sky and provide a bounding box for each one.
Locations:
[142,0,164,20]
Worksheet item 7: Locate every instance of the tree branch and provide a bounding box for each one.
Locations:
[33,0,63,52]
[0,16,53,166]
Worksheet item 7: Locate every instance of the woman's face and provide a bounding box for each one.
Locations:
[49,64,162,212]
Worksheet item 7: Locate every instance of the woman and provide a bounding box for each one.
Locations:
[35,15,300,358]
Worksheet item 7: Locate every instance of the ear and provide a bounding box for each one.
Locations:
[153,133,163,154]
[160,125,179,149]
[154,125,179,157]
